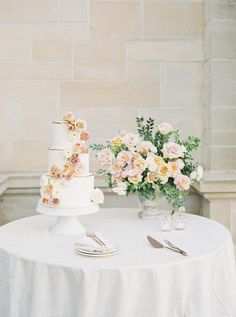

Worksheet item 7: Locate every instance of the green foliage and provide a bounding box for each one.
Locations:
[181,136,200,152]
[136,117,155,142]
[89,144,106,151]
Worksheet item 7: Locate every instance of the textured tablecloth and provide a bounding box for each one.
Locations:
[0,209,236,317]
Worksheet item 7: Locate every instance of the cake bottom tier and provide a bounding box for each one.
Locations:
[41,174,95,208]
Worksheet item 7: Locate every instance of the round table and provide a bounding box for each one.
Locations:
[0,209,236,317]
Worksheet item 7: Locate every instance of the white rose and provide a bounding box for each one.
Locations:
[162,142,185,159]
[63,146,73,159]
[146,155,158,172]
[40,175,49,187]
[122,132,140,148]
[139,141,157,154]
[97,148,114,166]
[190,171,198,180]
[196,166,203,181]
[91,188,104,204]
[158,122,173,135]
[176,159,184,170]
[112,182,127,196]
[52,188,62,199]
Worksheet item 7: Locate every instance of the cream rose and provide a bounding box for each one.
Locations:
[76,119,87,131]
[117,151,132,165]
[128,173,142,184]
[157,162,171,184]
[133,157,146,172]
[97,148,114,166]
[146,172,159,183]
[158,122,173,135]
[174,174,191,191]
[139,141,157,155]
[91,188,104,204]
[162,142,185,159]
[169,161,181,177]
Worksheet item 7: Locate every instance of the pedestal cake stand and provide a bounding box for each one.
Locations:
[37,203,99,235]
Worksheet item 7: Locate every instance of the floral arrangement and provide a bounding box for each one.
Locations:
[40,112,104,207]
[91,117,203,213]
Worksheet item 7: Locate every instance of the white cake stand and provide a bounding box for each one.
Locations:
[36,203,99,235]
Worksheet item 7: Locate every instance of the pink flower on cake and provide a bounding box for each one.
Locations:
[74,161,84,176]
[81,131,90,141]
[69,153,80,165]
[91,188,104,204]
[50,165,63,179]
[74,142,88,154]
[117,151,132,165]
[162,142,185,159]
[174,174,191,191]
[63,163,76,180]
[158,122,173,135]
[50,198,60,207]
[97,148,114,166]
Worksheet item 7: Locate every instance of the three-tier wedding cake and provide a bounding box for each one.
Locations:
[37,112,104,235]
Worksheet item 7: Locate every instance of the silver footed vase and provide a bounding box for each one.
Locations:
[138,194,160,220]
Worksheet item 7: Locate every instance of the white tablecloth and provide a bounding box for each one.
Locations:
[0,209,236,317]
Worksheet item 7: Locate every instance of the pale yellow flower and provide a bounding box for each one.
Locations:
[111,136,124,147]
[154,156,164,166]
[133,158,146,172]
[146,172,159,183]
[128,174,142,184]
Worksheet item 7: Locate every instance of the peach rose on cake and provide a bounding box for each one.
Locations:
[50,197,60,207]
[63,111,74,122]
[97,148,114,166]
[50,165,63,179]
[40,184,53,200]
[80,131,90,141]
[174,174,191,191]
[91,188,104,204]
[162,142,185,159]
[74,142,88,154]
[63,163,76,180]
[69,153,80,165]
[158,122,173,135]
[76,119,87,132]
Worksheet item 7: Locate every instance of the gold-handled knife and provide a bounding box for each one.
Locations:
[147,235,187,256]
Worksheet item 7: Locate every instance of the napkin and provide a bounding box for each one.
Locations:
[74,231,115,253]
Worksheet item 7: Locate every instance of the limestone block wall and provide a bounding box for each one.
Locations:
[204,0,236,170]
[0,0,204,173]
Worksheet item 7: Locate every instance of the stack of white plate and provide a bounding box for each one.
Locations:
[74,243,120,257]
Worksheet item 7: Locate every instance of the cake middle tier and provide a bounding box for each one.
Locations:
[48,149,89,176]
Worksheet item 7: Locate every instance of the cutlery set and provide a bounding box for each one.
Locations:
[75,231,188,257]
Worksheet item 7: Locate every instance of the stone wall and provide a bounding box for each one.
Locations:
[0,0,204,173]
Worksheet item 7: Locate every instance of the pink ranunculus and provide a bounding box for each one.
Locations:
[70,153,80,165]
[81,131,90,141]
[174,174,191,191]
[50,197,60,207]
[162,142,185,159]
[97,148,114,166]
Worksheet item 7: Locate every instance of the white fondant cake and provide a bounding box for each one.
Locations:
[39,112,104,209]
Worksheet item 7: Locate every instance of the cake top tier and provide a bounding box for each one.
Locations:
[52,112,90,149]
